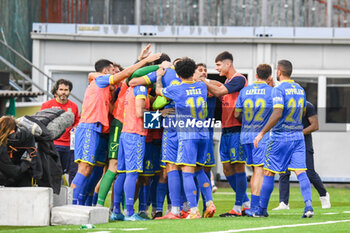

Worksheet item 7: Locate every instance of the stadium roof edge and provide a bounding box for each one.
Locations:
[31,33,350,45]
[31,23,350,44]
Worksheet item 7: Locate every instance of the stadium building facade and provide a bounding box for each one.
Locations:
[1,0,350,182]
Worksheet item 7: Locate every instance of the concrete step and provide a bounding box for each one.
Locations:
[53,186,72,207]
[0,187,53,226]
[51,205,109,225]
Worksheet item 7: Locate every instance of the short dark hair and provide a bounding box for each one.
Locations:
[175,57,196,79]
[215,51,233,63]
[94,59,113,72]
[256,64,272,80]
[51,79,73,96]
[154,53,171,65]
[277,60,293,77]
[196,63,207,69]
[173,58,182,65]
[113,63,124,71]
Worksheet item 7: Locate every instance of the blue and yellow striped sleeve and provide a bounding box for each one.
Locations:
[135,94,146,100]
[272,87,284,109]
[109,75,114,85]
[134,85,147,100]
[95,75,114,88]
[142,75,152,85]
[273,104,284,109]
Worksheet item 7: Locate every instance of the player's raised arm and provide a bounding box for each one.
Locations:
[201,78,229,97]
[137,43,151,61]
[112,52,161,85]
[88,72,104,84]
[155,68,166,96]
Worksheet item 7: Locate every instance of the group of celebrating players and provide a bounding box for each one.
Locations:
[70,44,315,221]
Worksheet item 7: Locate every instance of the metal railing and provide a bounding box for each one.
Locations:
[0,39,82,104]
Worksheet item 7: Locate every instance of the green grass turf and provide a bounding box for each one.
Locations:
[1,185,349,233]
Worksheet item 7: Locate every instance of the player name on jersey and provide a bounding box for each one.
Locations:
[246,88,266,95]
[285,88,304,95]
[186,88,202,96]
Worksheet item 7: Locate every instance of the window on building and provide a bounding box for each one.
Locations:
[294,77,318,109]
[326,78,350,123]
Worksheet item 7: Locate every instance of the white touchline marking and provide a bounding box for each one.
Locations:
[269,213,300,215]
[120,228,147,231]
[61,228,117,231]
[90,231,111,233]
[215,192,278,196]
[343,211,350,214]
[322,213,338,215]
[204,220,350,233]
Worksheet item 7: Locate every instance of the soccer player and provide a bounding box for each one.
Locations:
[234,64,273,215]
[129,56,184,219]
[96,48,152,208]
[156,57,216,219]
[273,100,331,210]
[41,79,80,185]
[254,59,314,218]
[110,84,150,221]
[200,51,249,216]
[194,63,217,211]
[71,52,161,205]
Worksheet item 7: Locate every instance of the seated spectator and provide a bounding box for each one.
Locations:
[0,116,33,187]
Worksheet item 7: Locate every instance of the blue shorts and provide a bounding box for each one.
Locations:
[242,143,265,167]
[95,135,108,165]
[152,139,162,173]
[219,132,246,164]
[161,128,178,165]
[204,138,215,167]
[141,142,155,176]
[117,133,145,173]
[176,139,208,166]
[264,139,306,173]
[74,124,106,165]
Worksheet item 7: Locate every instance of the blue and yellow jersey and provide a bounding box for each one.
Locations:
[271,80,306,141]
[161,80,209,140]
[207,96,216,135]
[236,81,273,144]
[144,67,181,109]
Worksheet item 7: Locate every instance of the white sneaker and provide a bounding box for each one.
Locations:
[212,185,218,193]
[320,192,331,209]
[272,202,290,210]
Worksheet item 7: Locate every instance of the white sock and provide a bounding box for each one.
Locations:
[233,205,242,213]
[190,207,198,214]
[211,180,215,186]
[243,201,250,209]
[171,206,180,216]
[206,200,213,207]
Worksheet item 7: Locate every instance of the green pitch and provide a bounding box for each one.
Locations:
[0,186,349,233]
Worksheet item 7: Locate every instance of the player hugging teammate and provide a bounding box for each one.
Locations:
[71,44,314,221]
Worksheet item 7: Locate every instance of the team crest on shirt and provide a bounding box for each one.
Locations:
[143,110,161,129]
